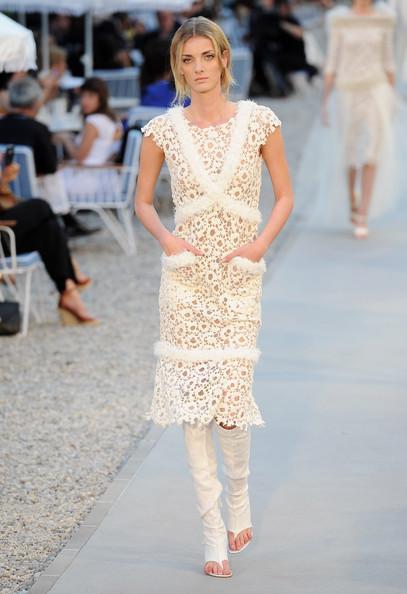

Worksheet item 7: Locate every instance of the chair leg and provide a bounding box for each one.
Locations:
[30,267,43,324]
[118,208,136,255]
[97,208,134,255]
[20,270,33,337]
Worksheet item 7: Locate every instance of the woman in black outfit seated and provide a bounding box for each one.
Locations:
[0,158,98,326]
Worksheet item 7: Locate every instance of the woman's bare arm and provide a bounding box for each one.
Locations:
[55,123,98,163]
[134,136,203,256]
[223,128,293,262]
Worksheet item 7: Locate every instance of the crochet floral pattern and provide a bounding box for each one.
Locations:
[142,100,281,429]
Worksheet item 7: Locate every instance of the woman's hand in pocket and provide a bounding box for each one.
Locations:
[222,238,267,263]
[161,232,204,257]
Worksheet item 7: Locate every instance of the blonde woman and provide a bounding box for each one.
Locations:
[322,0,396,238]
[135,17,293,578]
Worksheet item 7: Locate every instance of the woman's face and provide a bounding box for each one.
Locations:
[180,35,227,96]
[80,90,100,114]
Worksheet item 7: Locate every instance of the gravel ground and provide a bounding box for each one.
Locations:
[0,86,320,594]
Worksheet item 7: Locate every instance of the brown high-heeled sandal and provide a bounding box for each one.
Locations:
[58,287,99,326]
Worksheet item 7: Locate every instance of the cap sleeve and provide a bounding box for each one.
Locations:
[255,105,282,147]
[141,115,166,151]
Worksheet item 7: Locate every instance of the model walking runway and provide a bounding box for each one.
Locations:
[135,16,293,578]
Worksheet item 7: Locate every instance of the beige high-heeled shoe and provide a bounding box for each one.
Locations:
[352,213,369,239]
[58,287,99,326]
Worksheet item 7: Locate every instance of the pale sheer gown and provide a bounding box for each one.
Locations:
[142,100,281,430]
[324,2,396,168]
[298,2,402,226]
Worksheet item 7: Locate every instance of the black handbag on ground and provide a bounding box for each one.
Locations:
[0,301,21,335]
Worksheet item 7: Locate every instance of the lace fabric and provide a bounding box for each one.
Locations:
[141,100,281,430]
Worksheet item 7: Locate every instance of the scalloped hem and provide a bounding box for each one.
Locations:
[144,411,266,432]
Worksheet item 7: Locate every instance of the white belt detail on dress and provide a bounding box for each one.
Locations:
[174,194,262,226]
[154,341,261,362]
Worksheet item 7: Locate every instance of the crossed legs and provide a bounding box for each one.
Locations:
[182,418,252,577]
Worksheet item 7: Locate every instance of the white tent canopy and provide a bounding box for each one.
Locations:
[0,11,37,71]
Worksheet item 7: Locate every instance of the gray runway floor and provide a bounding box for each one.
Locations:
[34,214,407,594]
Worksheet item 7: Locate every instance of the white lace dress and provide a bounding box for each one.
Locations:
[142,100,281,430]
[324,3,396,168]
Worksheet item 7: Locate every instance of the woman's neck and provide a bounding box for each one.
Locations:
[352,0,375,15]
[185,90,234,127]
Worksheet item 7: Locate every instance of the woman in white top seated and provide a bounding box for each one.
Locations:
[57,78,123,201]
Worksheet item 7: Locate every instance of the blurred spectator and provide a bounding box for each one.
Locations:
[93,18,133,70]
[112,12,145,46]
[0,72,15,115]
[275,0,318,80]
[227,0,255,46]
[0,155,97,326]
[250,0,288,96]
[0,77,57,176]
[39,46,69,104]
[56,78,123,203]
[181,0,216,19]
[140,40,176,107]
[49,14,84,76]
[0,77,98,236]
[249,0,318,96]
[55,77,122,165]
[134,11,181,55]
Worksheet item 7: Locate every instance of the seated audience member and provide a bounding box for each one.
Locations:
[0,76,57,176]
[55,78,123,200]
[55,77,122,165]
[0,155,97,326]
[140,40,176,107]
[0,76,98,236]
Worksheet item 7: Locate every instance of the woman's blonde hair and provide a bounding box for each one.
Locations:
[170,16,234,104]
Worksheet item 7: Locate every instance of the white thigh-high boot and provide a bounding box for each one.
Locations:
[214,423,252,553]
[182,421,232,577]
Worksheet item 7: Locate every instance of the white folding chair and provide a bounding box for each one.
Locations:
[62,130,142,255]
[0,144,38,198]
[0,145,43,336]
[93,68,141,110]
[0,226,42,337]
[127,106,167,128]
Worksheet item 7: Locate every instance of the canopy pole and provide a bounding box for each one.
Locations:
[41,10,49,71]
[84,12,93,78]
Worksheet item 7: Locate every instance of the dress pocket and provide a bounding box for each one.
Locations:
[161,250,199,286]
[229,256,266,275]
[227,256,266,295]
